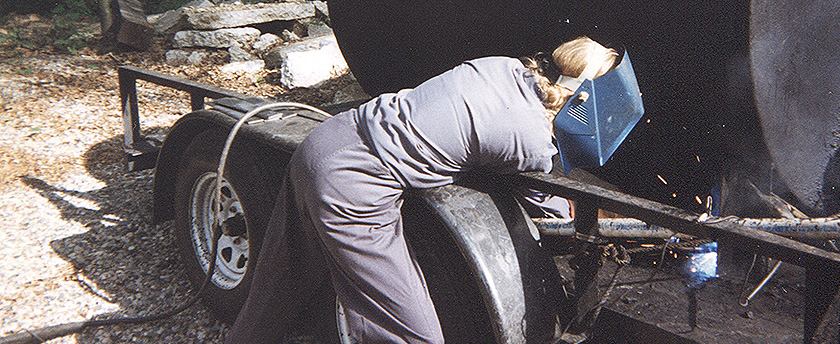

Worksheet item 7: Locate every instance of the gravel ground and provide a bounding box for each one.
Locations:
[0,14,347,343]
[0,54,231,342]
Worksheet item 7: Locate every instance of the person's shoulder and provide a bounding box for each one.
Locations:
[458,56,527,79]
[464,56,523,68]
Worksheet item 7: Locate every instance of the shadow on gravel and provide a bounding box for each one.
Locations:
[20,133,229,343]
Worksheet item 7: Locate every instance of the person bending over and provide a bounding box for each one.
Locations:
[226,36,618,344]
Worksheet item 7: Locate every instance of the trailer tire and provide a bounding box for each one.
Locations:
[402,197,497,342]
[174,129,276,324]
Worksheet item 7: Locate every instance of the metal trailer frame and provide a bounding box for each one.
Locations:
[119,66,250,172]
[512,172,840,343]
[119,66,840,343]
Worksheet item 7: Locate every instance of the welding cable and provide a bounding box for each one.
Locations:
[557,242,636,336]
[556,236,682,337]
[216,102,332,224]
[575,244,632,329]
[557,259,628,338]
[585,263,625,329]
[602,235,679,311]
[0,102,333,344]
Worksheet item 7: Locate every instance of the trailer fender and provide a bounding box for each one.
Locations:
[406,183,564,343]
[153,110,239,224]
[155,108,564,342]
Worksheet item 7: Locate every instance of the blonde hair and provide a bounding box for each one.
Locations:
[523,37,618,116]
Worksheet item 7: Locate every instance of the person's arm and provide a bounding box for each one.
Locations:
[515,187,572,219]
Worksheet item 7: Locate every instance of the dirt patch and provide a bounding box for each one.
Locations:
[0,147,44,185]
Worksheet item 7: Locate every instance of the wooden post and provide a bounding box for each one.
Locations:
[99,0,153,51]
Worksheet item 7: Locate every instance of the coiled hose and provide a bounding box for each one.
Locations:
[0,102,332,344]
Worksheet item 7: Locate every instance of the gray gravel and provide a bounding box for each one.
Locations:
[1,170,230,343]
[0,55,229,343]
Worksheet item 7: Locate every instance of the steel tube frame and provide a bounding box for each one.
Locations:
[118,66,250,171]
[534,217,840,240]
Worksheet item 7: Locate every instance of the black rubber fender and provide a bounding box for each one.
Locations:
[153,109,308,224]
[154,110,239,224]
[408,181,564,344]
[156,109,564,342]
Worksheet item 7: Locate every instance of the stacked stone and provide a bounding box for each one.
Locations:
[150,1,349,89]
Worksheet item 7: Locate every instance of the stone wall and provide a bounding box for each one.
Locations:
[148,0,359,92]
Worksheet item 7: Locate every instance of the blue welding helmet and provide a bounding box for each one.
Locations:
[553,51,644,174]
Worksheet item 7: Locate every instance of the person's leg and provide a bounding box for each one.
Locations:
[292,113,443,344]
[224,177,330,343]
[314,197,442,344]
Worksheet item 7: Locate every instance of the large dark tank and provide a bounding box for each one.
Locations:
[328,0,840,216]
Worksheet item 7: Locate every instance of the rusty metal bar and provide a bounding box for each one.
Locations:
[119,66,249,100]
[118,70,140,150]
[534,217,840,240]
[511,172,840,343]
[588,308,699,344]
[570,197,602,331]
[117,66,250,171]
[190,93,205,112]
[513,172,840,267]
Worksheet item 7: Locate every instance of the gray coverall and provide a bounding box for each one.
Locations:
[226,57,569,343]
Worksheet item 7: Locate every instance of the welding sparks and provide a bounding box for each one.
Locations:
[657,174,668,185]
[696,155,701,163]
[695,195,703,204]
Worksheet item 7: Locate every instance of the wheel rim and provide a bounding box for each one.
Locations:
[190,172,250,290]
